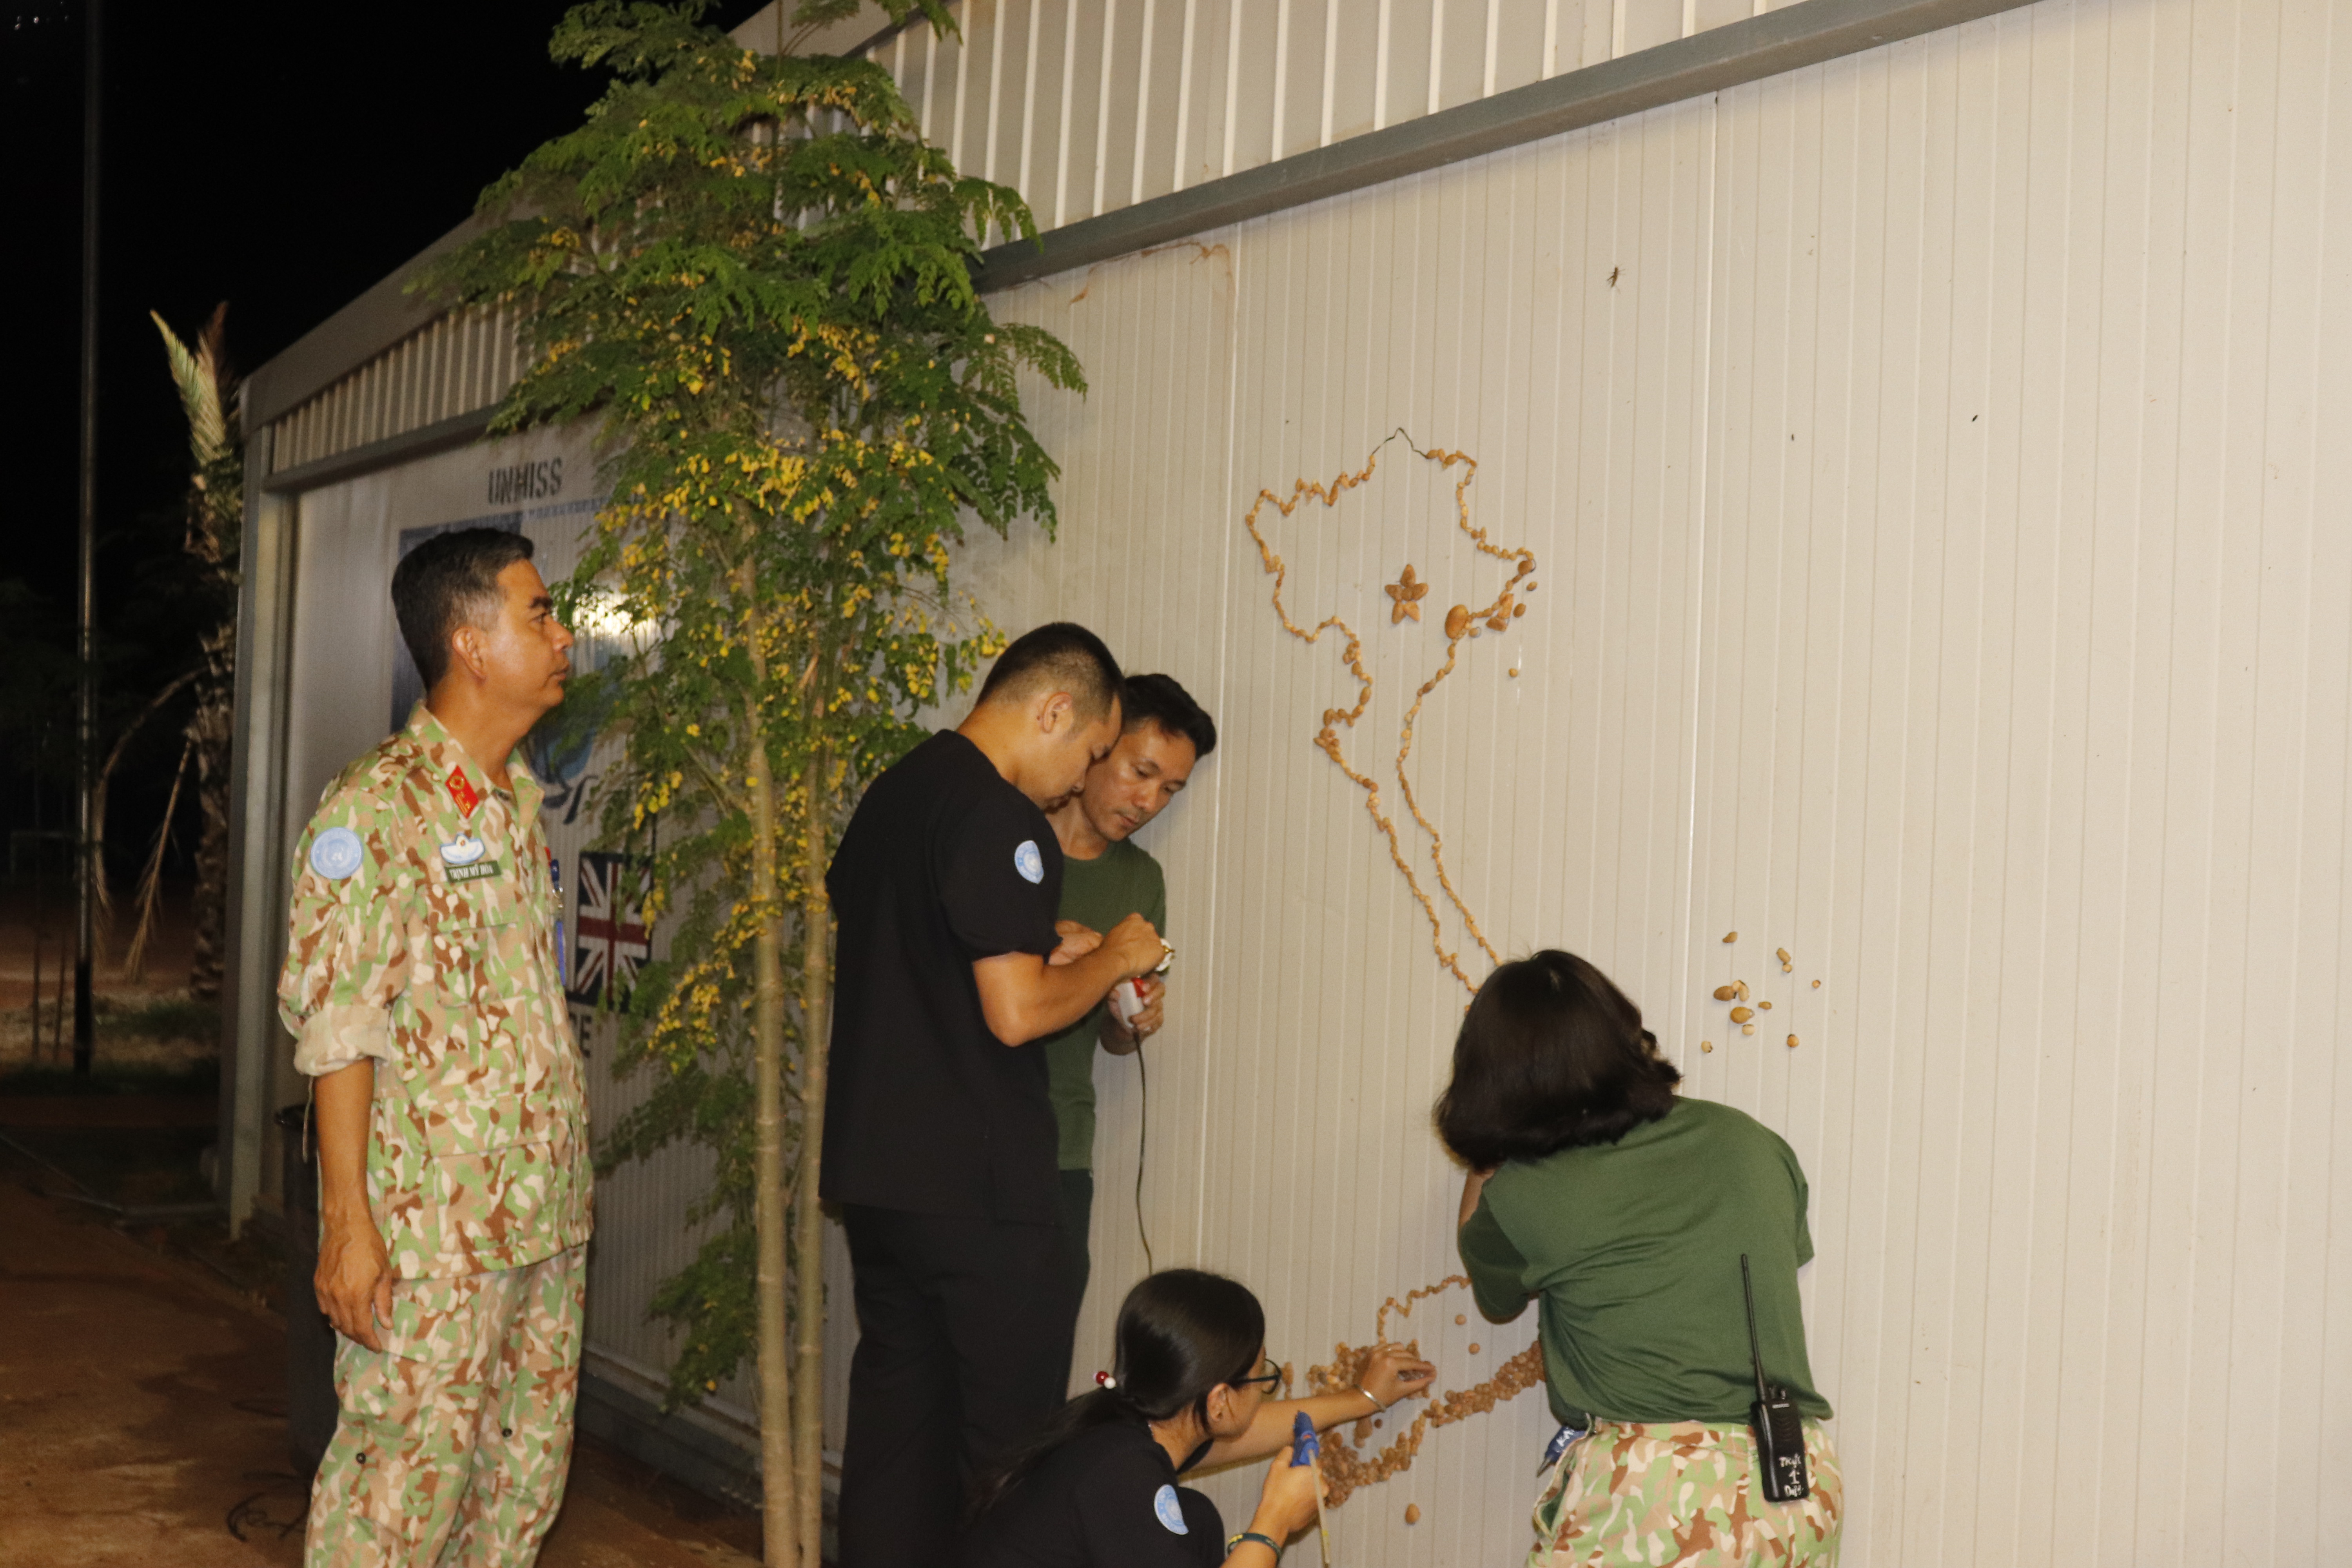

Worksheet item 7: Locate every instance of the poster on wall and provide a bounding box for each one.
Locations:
[567,850,650,1009]
[521,660,615,827]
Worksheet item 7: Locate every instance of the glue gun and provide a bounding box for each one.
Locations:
[1108,939,1175,1027]
[1291,1412,1332,1566]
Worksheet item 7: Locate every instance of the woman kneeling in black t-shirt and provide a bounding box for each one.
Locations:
[965,1270,1434,1567]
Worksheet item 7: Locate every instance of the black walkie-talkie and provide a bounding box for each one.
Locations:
[1740,1254,1809,1502]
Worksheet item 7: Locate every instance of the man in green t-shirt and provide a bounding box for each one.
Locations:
[1037,673,1218,1378]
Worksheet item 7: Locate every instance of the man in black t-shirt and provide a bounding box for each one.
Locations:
[824,622,1169,1566]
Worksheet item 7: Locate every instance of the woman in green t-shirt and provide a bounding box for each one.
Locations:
[1437,950,1842,1568]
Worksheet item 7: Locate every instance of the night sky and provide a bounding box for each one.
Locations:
[2,0,764,850]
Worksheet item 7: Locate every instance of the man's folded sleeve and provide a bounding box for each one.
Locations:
[278,793,410,1077]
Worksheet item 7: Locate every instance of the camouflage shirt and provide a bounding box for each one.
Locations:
[279,702,593,1278]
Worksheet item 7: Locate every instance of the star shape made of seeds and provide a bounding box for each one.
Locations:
[1386,564,1431,624]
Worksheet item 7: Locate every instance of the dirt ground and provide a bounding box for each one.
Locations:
[0,878,778,1566]
[0,1169,771,1568]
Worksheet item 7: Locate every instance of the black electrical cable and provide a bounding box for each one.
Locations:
[1133,1041,1154,1275]
[225,1477,309,1542]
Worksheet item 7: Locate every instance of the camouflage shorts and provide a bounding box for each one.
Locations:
[305,1245,586,1568]
[1528,1417,1843,1568]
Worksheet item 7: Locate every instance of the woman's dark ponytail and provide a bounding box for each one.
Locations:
[972,1269,1265,1519]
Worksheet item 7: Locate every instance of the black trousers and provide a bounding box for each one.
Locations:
[1049,1169,1094,1395]
[837,1204,1074,1567]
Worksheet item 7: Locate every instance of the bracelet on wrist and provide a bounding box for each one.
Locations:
[1358,1382,1389,1412]
[1227,1530,1281,1560]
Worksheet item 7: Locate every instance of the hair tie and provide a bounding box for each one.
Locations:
[1094,1371,1117,1390]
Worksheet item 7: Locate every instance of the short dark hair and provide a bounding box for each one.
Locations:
[1434,950,1682,1167]
[391,528,535,690]
[1120,673,1217,760]
[976,622,1124,721]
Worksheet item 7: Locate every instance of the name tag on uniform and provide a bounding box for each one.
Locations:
[447,859,502,885]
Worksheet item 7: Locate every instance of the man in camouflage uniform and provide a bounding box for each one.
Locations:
[281,527,590,1568]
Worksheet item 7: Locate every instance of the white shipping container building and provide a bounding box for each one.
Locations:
[221,0,2352,1563]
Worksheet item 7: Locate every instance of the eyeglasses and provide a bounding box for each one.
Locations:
[1230,1357,1283,1392]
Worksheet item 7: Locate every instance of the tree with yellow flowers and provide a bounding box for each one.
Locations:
[428,4,1081,1561]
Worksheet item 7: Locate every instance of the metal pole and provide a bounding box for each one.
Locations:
[74,0,103,1078]
[29,737,44,1058]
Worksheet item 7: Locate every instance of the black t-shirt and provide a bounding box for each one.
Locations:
[964,1421,1225,1568]
[821,730,1065,1223]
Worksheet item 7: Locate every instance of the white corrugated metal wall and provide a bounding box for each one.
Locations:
[938,0,2352,1563]
[850,0,1804,236]
[269,309,521,475]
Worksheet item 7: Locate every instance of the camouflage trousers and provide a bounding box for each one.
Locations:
[1528,1417,1843,1568]
[305,1245,586,1568]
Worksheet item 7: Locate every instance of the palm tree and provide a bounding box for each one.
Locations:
[119,303,239,991]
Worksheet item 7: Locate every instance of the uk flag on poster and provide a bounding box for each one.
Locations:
[568,851,650,1008]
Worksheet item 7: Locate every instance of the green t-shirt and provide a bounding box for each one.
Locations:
[1039,839,1167,1171]
[1457,1096,1832,1428]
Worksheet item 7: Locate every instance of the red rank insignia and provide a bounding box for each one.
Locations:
[446,766,482,818]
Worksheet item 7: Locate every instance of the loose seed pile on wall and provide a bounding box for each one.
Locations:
[1298,1276,1543,1508]
[1704,933,1818,1051]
